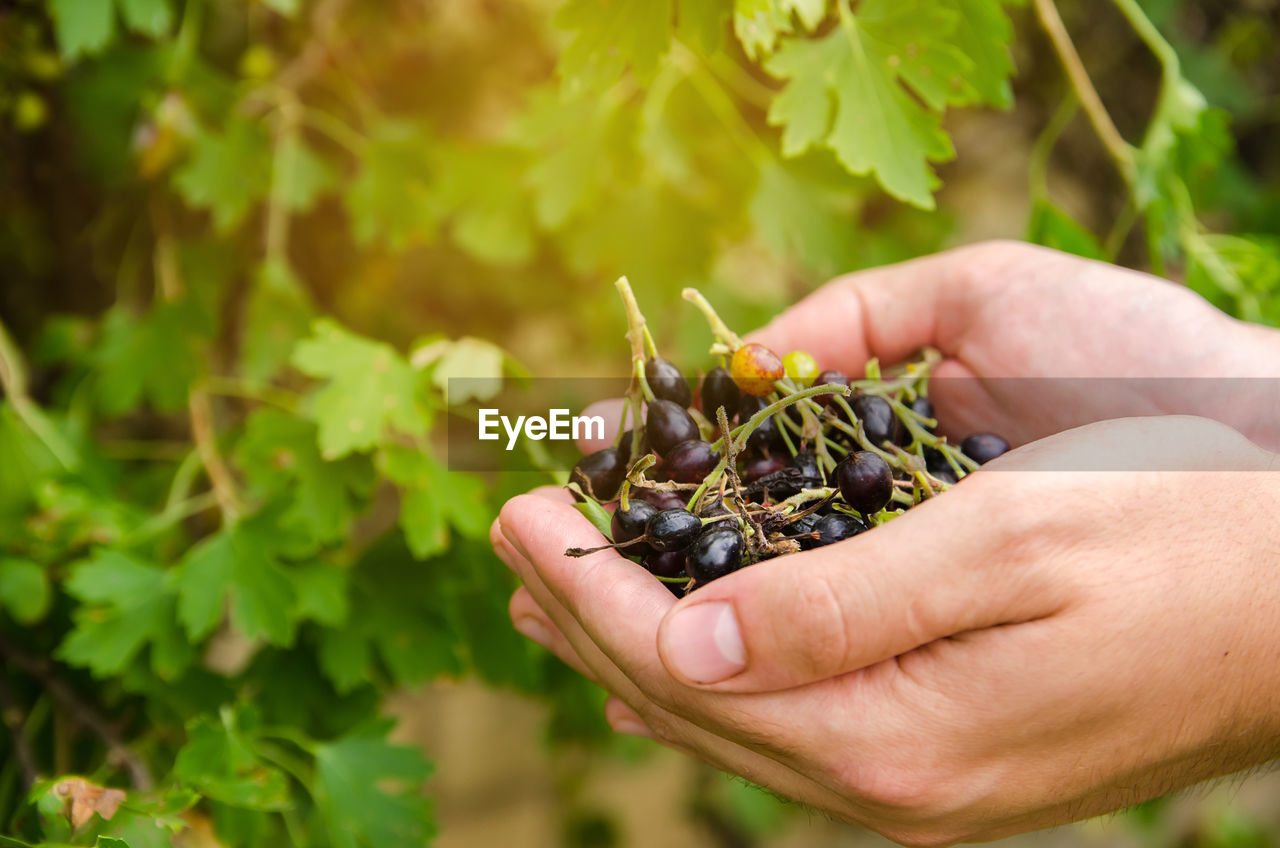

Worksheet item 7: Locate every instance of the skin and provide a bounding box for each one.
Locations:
[491,241,1280,846]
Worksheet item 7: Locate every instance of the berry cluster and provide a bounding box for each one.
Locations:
[566,279,1009,594]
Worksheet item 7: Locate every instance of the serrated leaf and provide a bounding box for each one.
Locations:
[176,517,298,645]
[734,0,824,60]
[314,723,435,848]
[173,119,272,232]
[93,299,210,415]
[750,159,857,274]
[174,713,292,810]
[677,0,729,54]
[947,0,1016,108]
[276,136,335,213]
[378,445,489,559]
[556,0,674,91]
[116,0,173,37]
[0,558,51,624]
[345,121,439,249]
[292,320,428,459]
[50,0,117,59]
[59,550,190,678]
[1027,200,1105,260]
[291,563,349,627]
[426,337,507,404]
[242,260,315,382]
[235,408,374,546]
[96,838,132,848]
[765,6,956,208]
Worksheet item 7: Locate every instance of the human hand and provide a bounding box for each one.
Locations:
[495,415,1280,845]
[744,241,1280,451]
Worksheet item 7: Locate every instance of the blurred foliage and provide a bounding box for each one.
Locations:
[0,0,1277,846]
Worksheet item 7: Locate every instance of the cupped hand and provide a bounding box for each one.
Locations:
[745,241,1280,450]
[496,415,1280,845]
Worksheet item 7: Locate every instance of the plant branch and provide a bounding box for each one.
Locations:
[1032,0,1135,185]
[0,317,79,470]
[0,635,153,790]
[0,674,39,787]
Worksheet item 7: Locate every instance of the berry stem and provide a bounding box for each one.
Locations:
[682,287,744,350]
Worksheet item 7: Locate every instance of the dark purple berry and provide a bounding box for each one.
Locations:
[646,399,700,457]
[835,451,894,515]
[814,370,850,407]
[645,357,692,407]
[571,447,627,500]
[961,433,1010,465]
[699,498,734,518]
[739,396,783,452]
[611,500,657,556]
[850,395,895,447]
[789,450,821,484]
[687,528,746,584]
[646,508,703,553]
[809,513,868,548]
[632,487,687,511]
[740,453,787,484]
[700,367,741,424]
[644,550,688,579]
[663,440,720,484]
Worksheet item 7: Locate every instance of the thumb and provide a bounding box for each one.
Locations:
[655,475,1058,693]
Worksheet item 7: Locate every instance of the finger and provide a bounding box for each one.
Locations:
[746,241,1031,369]
[508,585,600,683]
[656,473,1066,693]
[604,696,653,737]
[576,398,627,455]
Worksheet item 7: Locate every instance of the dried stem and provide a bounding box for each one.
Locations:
[0,635,153,790]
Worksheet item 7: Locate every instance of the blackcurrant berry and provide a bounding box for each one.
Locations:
[730,343,784,397]
[809,513,867,548]
[646,508,703,553]
[700,366,741,424]
[632,487,687,511]
[663,440,720,484]
[814,369,850,407]
[835,451,894,515]
[687,528,745,584]
[611,500,657,556]
[786,512,821,546]
[644,550,688,579]
[646,399,700,457]
[699,498,734,518]
[739,396,783,452]
[740,453,787,483]
[962,433,1011,464]
[850,394,895,447]
[645,357,692,407]
[789,450,821,484]
[910,396,935,424]
[571,447,627,500]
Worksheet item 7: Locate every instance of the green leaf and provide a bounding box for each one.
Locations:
[1027,200,1106,260]
[116,0,173,37]
[174,713,292,810]
[0,558,51,624]
[378,445,490,559]
[173,119,272,232]
[434,146,537,266]
[235,408,374,546]
[765,3,959,207]
[733,0,825,60]
[93,299,210,415]
[345,121,439,249]
[276,136,335,213]
[292,320,428,459]
[0,403,59,525]
[314,723,435,848]
[676,0,729,54]
[49,0,117,59]
[291,563,349,627]
[59,550,191,678]
[96,838,132,848]
[556,0,674,91]
[414,337,508,404]
[946,0,1016,109]
[242,260,315,382]
[176,517,298,646]
[750,159,857,274]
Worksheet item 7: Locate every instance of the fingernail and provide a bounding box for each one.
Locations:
[663,602,746,684]
[513,616,552,648]
[613,720,652,738]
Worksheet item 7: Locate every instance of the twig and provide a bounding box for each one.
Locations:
[0,636,153,790]
[1032,0,1135,185]
[0,317,79,470]
[0,673,39,786]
